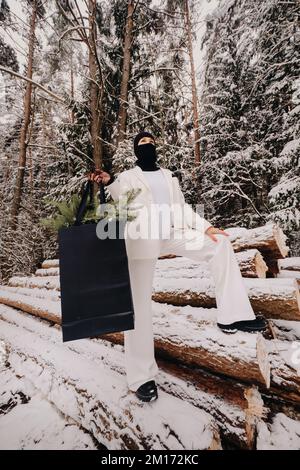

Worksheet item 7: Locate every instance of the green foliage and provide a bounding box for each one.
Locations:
[39,187,142,232]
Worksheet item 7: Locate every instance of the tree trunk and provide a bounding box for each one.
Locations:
[116,0,134,145]
[88,0,102,170]
[184,0,200,164]
[10,0,37,230]
[70,51,75,124]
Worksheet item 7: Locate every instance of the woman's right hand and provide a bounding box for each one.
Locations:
[88,169,112,185]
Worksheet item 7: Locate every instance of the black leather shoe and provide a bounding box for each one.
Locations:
[218,317,267,334]
[135,380,158,402]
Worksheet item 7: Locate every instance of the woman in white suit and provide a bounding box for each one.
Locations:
[89,131,267,402]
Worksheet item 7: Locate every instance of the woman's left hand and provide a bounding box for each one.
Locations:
[205,226,230,243]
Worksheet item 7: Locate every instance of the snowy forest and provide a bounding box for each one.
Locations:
[0,0,299,283]
[0,0,300,451]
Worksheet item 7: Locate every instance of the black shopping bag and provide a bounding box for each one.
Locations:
[58,180,135,342]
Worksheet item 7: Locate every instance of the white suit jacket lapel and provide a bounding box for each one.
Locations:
[132,165,174,204]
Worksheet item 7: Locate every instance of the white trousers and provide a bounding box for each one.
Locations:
[124,228,256,392]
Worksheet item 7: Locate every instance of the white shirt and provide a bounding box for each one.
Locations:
[142,169,173,238]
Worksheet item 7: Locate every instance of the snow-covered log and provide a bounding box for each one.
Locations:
[235,249,268,278]
[8,275,60,291]
[35,267,59,277]
[227,224,289,274]
[0,368,97,450]
[41,259,59,269]
[0,308,221,450]
[269,319,300,342]
[227,223,289,258]
[277,270,300,287]
[152,277,300,321]
[6,273,300,321]
[267,340,300,405]
[106,331,270,389]
[155,250,267,279]
[278,257,300,272]
[157,358,267,449]
[0,288,270,388]
[37,249,268,279]
[0,287,60,323]
[0,304,265,449]
[256,413,300,450]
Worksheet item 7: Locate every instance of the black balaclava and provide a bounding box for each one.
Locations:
[133,131,160,171]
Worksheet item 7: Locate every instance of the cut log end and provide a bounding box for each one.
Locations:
[256,333,271,389]
[244,386,268,449]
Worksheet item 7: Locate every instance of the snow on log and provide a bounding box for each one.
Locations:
[277,270,300,287]
[267,340,300,405]
[235,249,268,278]
[270,319,300,342]
[227,223,289,258]
[8,275,60,291]
[157,358,267,449]
[0,304,265,449]
[278,257,300,272]
[0,311,221,450]
[256,414,300,450]
[0,289,270,388]
[152,277,300,321]
[226,224,289,274]
[155,250,267,279]
[0,368,97,450]
[0,288,60,323]
[105,304,271,388]
[41,259,59,269]
[0,285,60,301]
[7,273,300,321]
[35,267,59,277]
[36,249,268,279]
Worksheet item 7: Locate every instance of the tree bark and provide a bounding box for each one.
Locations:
[116,0,134,145]
[10,1,37,230]
[88,0,102,171]
[184,0,200,164]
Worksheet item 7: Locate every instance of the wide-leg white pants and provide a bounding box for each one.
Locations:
[124,228,256,392]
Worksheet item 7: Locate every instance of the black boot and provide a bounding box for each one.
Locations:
[135,380,158,402]
[217,316,267,334]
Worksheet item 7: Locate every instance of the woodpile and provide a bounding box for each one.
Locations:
[0,221,299,450]
[0,305,220,450]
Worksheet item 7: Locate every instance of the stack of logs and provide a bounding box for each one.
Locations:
[0,222,299,450]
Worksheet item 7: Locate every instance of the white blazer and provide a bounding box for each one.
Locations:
[105,165,212,259]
